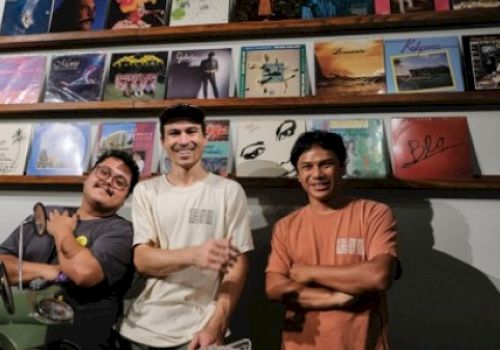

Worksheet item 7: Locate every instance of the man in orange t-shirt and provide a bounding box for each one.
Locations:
[266,130,400,350]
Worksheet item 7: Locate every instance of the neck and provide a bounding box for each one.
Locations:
[166,165,209,187]
[308,192,349,214]
[77,203,116,220]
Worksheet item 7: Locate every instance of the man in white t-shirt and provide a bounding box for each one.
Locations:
[119,104,254,350]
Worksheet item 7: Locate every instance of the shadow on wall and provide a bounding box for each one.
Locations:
[388,196,500,349]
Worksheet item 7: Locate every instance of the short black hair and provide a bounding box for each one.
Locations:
[159,103,206,139]
[290,130,346,170]
[93,150,140,196]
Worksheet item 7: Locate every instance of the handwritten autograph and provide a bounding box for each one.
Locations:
[403,135,462,168]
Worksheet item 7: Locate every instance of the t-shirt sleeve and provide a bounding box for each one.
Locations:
[226,182,254,254]
[0,225,21,256]
[365,203,398,260]
[265,220,291,275]
[90,218,133,287]
[131,182,158,246]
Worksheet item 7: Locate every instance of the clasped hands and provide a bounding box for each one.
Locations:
[194,237,239,273]
[46,209,78,239]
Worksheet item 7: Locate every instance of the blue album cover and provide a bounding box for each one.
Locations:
[27,122,91,176]
[44,53,106,102]
[50,0,110,32]
[0,0,53,35]
[384,36,464,93]
[301,0,373,18]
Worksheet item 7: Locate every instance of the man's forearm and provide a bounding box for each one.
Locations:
[134,243,198,277]
[0,254,59,283]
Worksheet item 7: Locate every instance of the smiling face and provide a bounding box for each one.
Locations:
[82,156,132,213]
[296,146,345,204]
[162,121,208,171]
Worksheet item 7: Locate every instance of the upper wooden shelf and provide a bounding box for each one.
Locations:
[0,9,499,51]
[1,91,499,117]
[1,175,500,192]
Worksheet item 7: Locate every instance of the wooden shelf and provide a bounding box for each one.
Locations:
[1,175,500,191]
[1,91,500,117]
[0,9,499,51]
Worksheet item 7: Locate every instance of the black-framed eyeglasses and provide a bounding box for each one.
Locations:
[93,165,129,191]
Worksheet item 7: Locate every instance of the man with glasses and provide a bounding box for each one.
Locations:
[0,150,140,349]
[119,104,254,350]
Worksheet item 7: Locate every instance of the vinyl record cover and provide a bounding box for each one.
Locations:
[160,120,231,176]
[451,0,500,9]
[311,119,388,178]
[0,54,46,104]
[391,117,473,180]
[384,36,464,93]
[315,39,386,96]
[239,44,308,98]
[44,53,106,102]
[104,51,168,101]
[0,0,53,35]
[236,119,306,177]
[94,121,157,175]
[50,0,110,32]
[389,0,434,13]
[166,48,232,99]
[463,34,500,91]
[169,0,230,26]
[26,122,91,176]
[0,123,32,175]
[300,0,373,18]
[106,0,167,29]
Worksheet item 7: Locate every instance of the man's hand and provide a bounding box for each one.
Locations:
[193,237,239,273]
[188,325,223,350]
[46,210,78,239]
[290,264,313,285]
[39,264,61,281]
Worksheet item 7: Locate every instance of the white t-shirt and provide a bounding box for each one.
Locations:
[119,173,254,347]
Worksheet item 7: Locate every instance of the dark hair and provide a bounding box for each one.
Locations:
[93,150,140,196]
[290,130,346,170]
[159,103,206,139]
[51,0,93,32]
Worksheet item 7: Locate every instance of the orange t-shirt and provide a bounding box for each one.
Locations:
[266,198,398,350]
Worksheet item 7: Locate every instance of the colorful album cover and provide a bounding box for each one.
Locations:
[390,117,473,180]
[300,0,373,18]
[0,123,32,175]
[26,122,91,176]
[50,0,110,32]
[462,34,500,91]
[0,0,53,35]
[451,0,500,9]
[104,51,168,101]
[315,39,386,96]
[169,0,230,26]
[106,0,167,29]
[0,54,47,104]
[166,48,232,99]
[44,53,106,102]
[311,119,388,178]
[384,36,464,93]
[160,120,231,176]
[236,119,306,177]
[94,122,157,175]
[239,44,308,98]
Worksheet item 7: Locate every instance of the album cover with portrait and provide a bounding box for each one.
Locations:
[106,0,167,29]
[0,0,53,35]
[93,122,157,176]
[50,0,111,32]
[169,0,230,26]
[390,117,473,180]
[236,118,306,177]
[239,44,309,98]
[27,122,91,176]
[384,36,464,93]
[0,123,32,175]
[462,34,500,91]
[166,48,232,99]
[104,51,168,101]
[310,118,388,178]
[315,39,386,96]
[0,54,47,104]
[44,53,107,102]
[160,120,231,176]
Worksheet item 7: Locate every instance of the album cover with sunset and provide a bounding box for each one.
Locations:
[390,117,474,180]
